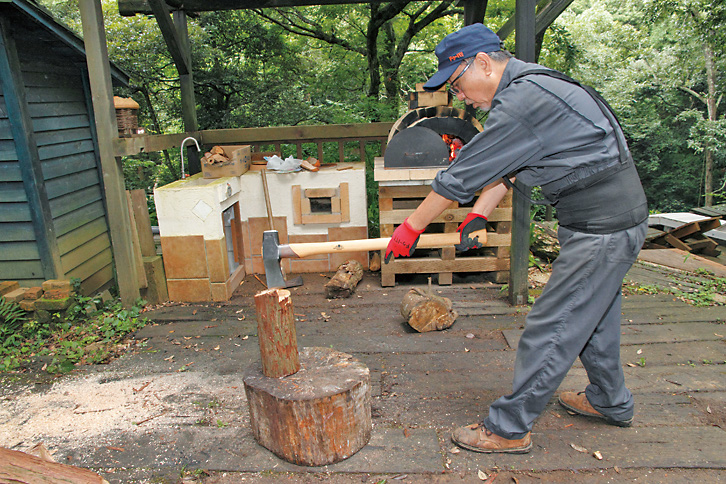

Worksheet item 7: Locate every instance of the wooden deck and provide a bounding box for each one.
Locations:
[1,256,724,482]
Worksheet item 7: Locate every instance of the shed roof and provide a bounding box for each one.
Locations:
[0,0,130,86]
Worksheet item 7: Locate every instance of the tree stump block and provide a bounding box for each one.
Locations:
[324,260,364,298]
[254,288,300,378]
[244,346,371,466]
[400,287,458,332]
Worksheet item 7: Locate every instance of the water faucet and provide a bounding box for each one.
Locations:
[180,136,201,179]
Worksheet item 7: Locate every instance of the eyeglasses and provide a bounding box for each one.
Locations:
[449,58,474,96]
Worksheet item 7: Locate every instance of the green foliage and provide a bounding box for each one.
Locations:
[0,291,148,374]
[0,297,26,343]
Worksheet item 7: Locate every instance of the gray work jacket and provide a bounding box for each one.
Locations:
[431,58,624,204]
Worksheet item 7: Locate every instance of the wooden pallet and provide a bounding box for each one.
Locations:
[377,182,512,287]
[645,216,722,256]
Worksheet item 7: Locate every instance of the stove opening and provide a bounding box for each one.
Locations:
[309,196,333,213]
[441,134,464,162]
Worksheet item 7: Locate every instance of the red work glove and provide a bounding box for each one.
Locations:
[384,218,424,264]
[455,213,488,251]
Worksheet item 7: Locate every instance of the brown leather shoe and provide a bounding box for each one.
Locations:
[558,391,633,427]
[451,422,532,454]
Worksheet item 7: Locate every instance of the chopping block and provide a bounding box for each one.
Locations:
[243,288,371,466]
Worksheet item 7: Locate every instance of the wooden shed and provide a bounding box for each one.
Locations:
[0,0,130,294]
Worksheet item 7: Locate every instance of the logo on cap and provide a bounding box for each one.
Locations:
[448,51,464,62]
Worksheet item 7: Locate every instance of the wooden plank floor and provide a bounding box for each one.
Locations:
[2,259,723,483]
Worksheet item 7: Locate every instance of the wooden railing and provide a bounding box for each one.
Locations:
[113,122,394,163]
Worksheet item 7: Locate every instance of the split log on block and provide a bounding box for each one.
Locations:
[0,447,109,484]
[244,346,372,466]
[400,287,458,332]
[324,260,364,298]
[254,288,300,378]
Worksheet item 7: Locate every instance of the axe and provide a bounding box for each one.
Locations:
[262,228,487,288]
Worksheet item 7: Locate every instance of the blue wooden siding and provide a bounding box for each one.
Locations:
[22,58,113,295]
[0,93,44,285]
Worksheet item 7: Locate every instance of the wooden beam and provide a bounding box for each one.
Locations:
[112,123,392,157]
[147,0,190,75]
[534,0,575,35]
[119,0,390,16]
[462,0,488,26]
[509,0,536,306]
[0,18,63,280]
[79,0,140,306]
[497,0,573,41]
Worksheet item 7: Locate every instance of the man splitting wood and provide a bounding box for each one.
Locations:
[384,23,648,454]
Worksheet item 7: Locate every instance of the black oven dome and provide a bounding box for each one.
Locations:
[387,106,483,143]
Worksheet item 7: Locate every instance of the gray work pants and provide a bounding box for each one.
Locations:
[484,220,648,440]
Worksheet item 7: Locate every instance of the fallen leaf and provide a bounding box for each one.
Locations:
[614,466,621,473]
[478,469,488,480]
[403,428,409,437]
[593,450,603,460]
[192,310,197,315]
[570,443,587,453]
[564,423,573,428]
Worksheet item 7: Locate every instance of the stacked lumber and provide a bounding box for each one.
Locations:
[645,216,722,256]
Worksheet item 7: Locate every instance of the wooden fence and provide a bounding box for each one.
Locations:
[114,123,394,163]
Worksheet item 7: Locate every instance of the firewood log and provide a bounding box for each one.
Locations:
[400,287,458,332]
[0,447,109,484]
[324,260,364,298]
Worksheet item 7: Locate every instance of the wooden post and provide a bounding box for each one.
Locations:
[78,0,140,306]
[254,288,300,378]
[173,10,201,175]
[509,0,536,306]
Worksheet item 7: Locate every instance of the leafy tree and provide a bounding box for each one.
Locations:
[253,2,463,119]
[556,0,725,211]
[645,0,726,205]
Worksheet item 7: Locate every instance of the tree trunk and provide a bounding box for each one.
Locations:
[244,346,371,466]
[703,40,717,206]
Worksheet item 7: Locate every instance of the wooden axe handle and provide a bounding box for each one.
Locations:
[278,229,487,259]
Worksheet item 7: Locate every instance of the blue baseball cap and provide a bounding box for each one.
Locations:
[423,23,503,91]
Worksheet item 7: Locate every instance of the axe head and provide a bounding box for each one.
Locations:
[262,230,304,289]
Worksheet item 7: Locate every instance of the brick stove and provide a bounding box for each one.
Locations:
[154,162,368,302]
